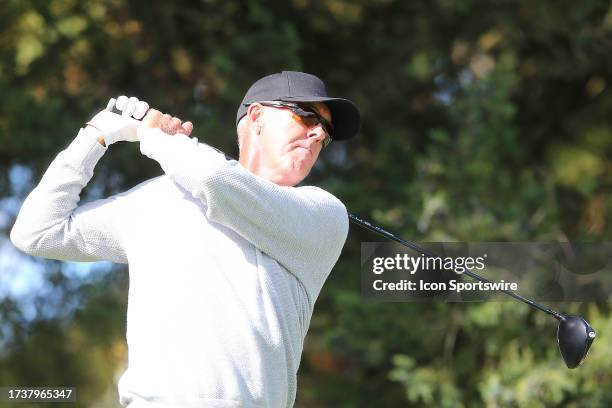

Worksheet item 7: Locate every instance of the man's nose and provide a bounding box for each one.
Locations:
[307,125,326,143]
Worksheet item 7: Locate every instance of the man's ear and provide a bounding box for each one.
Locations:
[247,103,263,134]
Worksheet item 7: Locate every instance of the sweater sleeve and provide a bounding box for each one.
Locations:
[139,129,348,301]
[10,128,128,264]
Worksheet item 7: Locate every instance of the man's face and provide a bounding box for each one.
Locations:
[246,101,332,187]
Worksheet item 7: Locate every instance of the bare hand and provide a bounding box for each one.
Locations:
[140,109,194,137]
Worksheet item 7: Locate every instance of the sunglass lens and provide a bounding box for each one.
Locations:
[300,116,319,127]
[291,103,334,144]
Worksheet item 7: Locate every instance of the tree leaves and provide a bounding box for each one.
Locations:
[1,0,611,406]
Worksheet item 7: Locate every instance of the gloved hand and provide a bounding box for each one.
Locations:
[86,96,150,145]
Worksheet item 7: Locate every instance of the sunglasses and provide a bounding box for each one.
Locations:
[250,101,334,148]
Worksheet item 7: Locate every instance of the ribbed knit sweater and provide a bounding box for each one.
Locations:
[10,127,349,408]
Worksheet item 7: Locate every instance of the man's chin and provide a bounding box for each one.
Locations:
[277,173,307,187]
[272,166,309,187]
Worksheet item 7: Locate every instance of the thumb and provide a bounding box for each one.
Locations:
[142,109,163,128]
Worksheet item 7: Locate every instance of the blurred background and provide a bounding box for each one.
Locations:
[1,0,611,407]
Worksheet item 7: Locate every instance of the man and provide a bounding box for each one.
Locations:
[10,71,360,407]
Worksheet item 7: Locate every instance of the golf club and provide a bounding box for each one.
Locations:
[349,212,596,369]
[105,98,596,369]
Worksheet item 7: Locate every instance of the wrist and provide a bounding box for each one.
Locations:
[84,123,102,137]
[87,110,140,145]
[84,125,106,146]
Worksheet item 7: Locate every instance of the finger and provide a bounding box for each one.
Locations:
[182,121,193,136]
[169,117,182,134]
[161,113,173,132]
[116,95,128,111]
[134,101,149,119]
[106,98,117,112]
[123,97,139,117]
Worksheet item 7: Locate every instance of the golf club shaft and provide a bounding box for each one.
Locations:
[348,212,565,320]
[106,108,564,320]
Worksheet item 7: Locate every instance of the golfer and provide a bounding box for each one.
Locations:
[11,71,360,407]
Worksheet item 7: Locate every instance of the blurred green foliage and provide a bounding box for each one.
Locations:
[1,0,611,406]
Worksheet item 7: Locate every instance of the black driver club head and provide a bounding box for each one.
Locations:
[557,315,596,369]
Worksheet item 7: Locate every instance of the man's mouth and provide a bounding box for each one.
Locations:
[293,143,313,155]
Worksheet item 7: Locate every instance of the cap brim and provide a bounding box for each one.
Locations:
[280,96,361,141]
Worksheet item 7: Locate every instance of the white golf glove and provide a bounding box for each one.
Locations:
[86,96,149,145]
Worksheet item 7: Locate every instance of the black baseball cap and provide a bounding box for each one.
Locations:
[236,71,360,141]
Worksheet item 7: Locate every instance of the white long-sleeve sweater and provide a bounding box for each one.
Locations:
[10,127,349,408]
